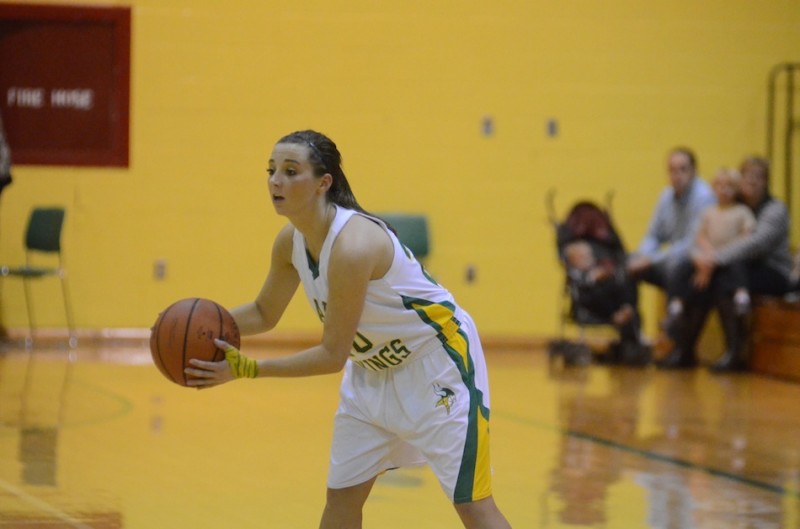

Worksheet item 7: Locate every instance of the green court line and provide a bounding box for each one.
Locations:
[497,410,799,499]
[567,428,798,498]
[64,377,135,428]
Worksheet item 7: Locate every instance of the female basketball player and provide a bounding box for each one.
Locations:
[185,130,512,529]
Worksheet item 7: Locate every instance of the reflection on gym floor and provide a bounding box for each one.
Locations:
[1,339,799,528]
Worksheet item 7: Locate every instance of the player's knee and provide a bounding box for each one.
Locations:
[324,480,374,511]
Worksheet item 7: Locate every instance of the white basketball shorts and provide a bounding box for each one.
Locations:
[327,311,493,504]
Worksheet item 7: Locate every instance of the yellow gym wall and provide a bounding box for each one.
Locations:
[1,0,798,340]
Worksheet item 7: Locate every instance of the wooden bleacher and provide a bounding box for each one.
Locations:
[750,296,800,382]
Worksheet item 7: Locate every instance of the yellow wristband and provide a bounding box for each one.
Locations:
[220,343,258,378]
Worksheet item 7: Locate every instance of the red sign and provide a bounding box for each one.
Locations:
[0,4,131,167]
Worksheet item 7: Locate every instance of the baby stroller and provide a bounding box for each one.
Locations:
[546,190,650,366]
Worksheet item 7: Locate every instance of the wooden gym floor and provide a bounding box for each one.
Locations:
[1,336,799,528]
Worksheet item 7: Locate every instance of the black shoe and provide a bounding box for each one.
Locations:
[619,341,652,367]
[709,351,748,372]
[656,348,697,369]
[711,297,749,373]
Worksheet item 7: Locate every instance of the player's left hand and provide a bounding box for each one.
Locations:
[216,339,259,378]
[185,339,258,388]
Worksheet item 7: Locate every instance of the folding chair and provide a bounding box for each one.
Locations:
[1,207,76,348]
[377,213,430,260]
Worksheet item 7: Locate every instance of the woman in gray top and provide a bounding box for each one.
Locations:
[704,156,793,296]
[663,156,792,372]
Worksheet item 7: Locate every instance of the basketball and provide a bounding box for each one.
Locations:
[149,298,241,387]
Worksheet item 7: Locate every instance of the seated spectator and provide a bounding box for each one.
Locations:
[659,168,756,368]
[627,146,716,343]
[711,156,794,297]
[662,155,794,371]
[666,167,756,326]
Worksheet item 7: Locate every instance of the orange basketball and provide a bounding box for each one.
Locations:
[149,298,241,387]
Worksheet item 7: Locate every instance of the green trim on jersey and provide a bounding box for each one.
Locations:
[305,249,320,279]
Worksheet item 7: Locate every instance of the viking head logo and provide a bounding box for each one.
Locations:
[433,383,456,415]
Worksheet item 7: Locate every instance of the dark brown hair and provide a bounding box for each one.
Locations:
[277,130,367,214]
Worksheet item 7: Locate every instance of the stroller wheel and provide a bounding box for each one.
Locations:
[563,342,592,366]
[548,339,592,367]
[550,341,591,366]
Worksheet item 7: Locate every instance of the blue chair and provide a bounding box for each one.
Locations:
[1,207,75,347]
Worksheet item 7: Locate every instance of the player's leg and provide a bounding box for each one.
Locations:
[454,495,512,529]
[318,476,377,529]
[322,364,425,528]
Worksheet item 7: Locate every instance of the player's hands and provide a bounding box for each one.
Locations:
[215,339,259,378]
[184,339,258,388]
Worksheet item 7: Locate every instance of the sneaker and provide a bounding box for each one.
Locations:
[619,341,652,367]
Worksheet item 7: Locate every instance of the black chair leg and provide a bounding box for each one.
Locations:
[22,276,35,349]
[60,273,77,348]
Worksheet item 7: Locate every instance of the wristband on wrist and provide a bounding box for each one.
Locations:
[219,342,258,378]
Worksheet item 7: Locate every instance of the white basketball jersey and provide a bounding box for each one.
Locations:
[291,206,461,371]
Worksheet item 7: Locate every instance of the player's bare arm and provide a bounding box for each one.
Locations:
[190,216,393,383]
[318,216,393,359]
[253,217,392,377]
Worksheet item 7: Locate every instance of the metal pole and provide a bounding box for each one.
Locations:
[767,64,780,162]
[785,65,795,206]
[767,63,800,216]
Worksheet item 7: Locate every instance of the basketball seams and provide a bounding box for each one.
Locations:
[213,301,224,362]
[150,297,238,387]
[181,299,202,386]
[152,303,178,384]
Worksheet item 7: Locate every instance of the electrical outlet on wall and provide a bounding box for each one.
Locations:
[465,264,477,284]
[153,259,167,281]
